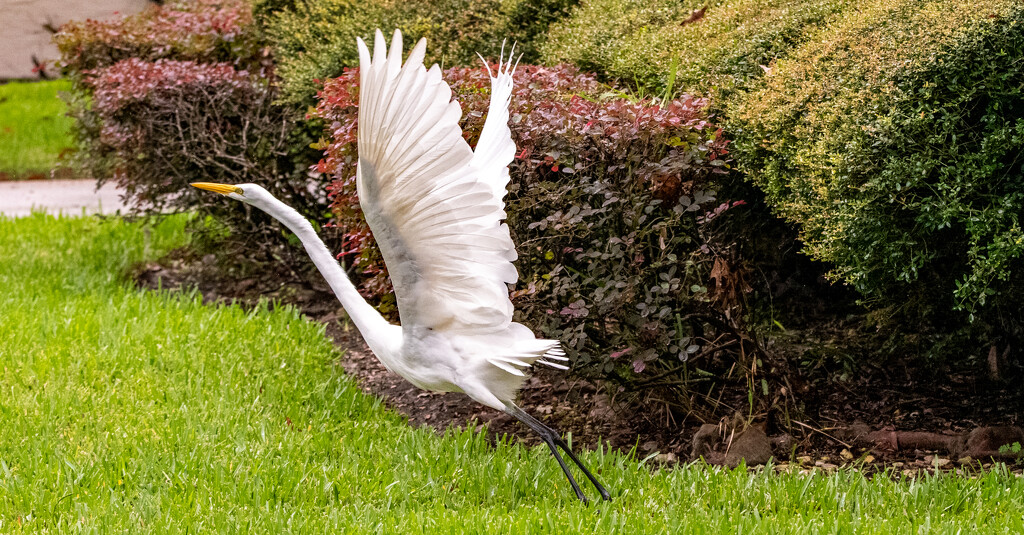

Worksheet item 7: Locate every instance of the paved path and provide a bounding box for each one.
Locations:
[0,179,128,217]
[2,0,148,79]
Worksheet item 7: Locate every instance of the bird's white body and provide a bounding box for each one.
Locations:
[354,29,570,411]
[224,30,565,412]
[193,29,607,502]
[236,184,564,412]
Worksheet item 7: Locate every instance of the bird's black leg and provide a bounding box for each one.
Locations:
[505,404,612,503]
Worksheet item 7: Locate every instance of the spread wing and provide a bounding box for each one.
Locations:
[355,29,519,334]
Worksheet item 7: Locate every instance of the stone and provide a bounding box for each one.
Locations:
[771,433,795,453]
[656,452,678,464]
[964,426,1024,458]
[691,423,722,460]
[725,426,773,468]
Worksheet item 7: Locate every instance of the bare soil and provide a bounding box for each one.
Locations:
[132,249,1024,473]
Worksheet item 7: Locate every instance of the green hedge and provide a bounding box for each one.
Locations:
[728,0,1024,329]
[541,0,854,98]
[259,0,577,106]
[545,0,1024,340]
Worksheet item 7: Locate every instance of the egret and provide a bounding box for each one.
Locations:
[192,29,611,503]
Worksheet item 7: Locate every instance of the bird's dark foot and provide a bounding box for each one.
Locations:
[505,404,612,503]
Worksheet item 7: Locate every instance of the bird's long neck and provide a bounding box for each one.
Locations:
[267,201,398,356]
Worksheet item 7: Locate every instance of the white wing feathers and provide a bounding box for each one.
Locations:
[471,43,519,199]
[355,29,518,334]
[355,30,568,384]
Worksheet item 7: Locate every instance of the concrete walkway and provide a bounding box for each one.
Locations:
[0,178,128,217]
[3,0,148,79]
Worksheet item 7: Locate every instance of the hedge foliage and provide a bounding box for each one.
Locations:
[56,0,264,73]
[60,0,1024,396]
[541,0,854,98]
[729,0,1024,330]
[312,62,744,380]
[259,0,577,106]
[545,0,1024,341]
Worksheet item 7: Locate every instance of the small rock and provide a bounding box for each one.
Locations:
[691,423,721,460]
[725,426,773,468]
[840,449,854,461]
[771,433,794,452]
[932,457,951,468]
[957,456,974,464]
[863,454,876,463]
[586,396,615,421]
[656,452,678,464]
[833,421,873,443]
[797,455,813,465]
[964,426,1024,458]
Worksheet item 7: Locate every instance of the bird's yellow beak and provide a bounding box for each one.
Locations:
[191,182,243,195]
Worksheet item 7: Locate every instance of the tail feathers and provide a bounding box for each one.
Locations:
[537,359,569,370]
[488,353,532,376]
[470,333,569,407]
[536,346,569,370]
[486,341,569,374]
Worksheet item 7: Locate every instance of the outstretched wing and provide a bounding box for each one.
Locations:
[356,29,519,334]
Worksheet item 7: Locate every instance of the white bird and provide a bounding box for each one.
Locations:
[192,29,610,503]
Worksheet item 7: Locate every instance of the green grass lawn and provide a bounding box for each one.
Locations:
[2,213,1024,533]
[0,80,74,178]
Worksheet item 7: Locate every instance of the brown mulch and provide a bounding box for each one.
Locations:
[132,249,1024,472]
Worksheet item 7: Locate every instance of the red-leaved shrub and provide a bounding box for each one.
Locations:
[83,58,281,210]
[313,63,745,382]
[56,0,262,74]
[58,0,326,273]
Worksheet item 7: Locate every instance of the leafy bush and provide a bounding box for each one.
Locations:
[84,59,294,210]
[541,0,854,98]
[57,0,327,272]
[260,0,577,107]
[55,0,264,74]
[312,63,747,385]
[728,0,1024,335]
[544,0,1024,346]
